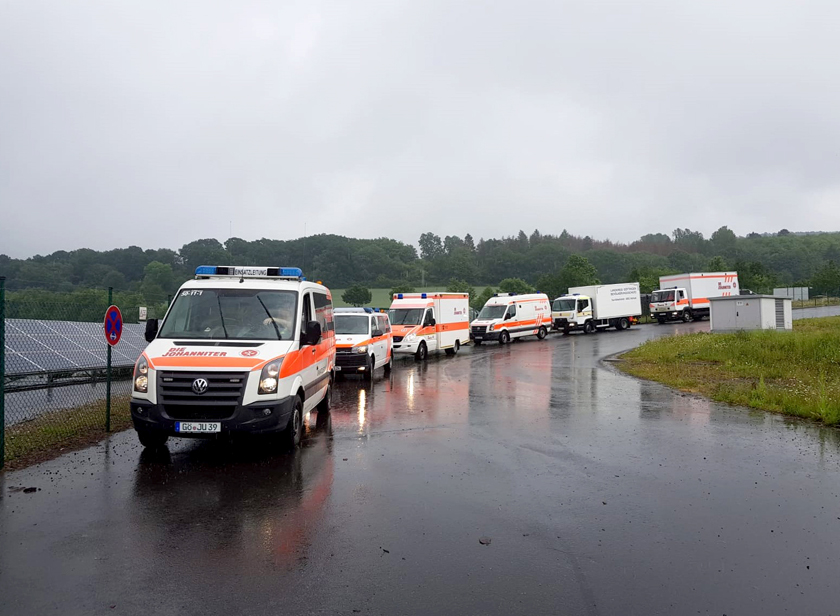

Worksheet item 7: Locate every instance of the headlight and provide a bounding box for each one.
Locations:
[133,357,149,393]
[354,345,369,354]
[259,360,282,394]
[404,334,416,342]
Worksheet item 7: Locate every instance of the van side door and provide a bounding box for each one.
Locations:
[423,308,437,352]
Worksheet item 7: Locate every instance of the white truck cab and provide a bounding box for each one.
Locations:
[651,272,739,323]
[388,292,470,360]
[130,266,335,449]
[552,283,642,334]
[333,307,393,380]
[470,293,551,344]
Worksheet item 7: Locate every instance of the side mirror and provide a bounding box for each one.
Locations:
[504,313,512,321]
[144,319,159,343]
[372,329,383,338]
[303,321,322,346]
[430,318,436,326]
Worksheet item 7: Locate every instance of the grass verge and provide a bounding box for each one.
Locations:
[3,396,133,470]
[618,316,840,426]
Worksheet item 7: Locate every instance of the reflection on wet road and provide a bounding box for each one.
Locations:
[2,322,840,615]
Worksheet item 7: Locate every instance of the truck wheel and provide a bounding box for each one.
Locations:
[317,380,332,412]
[384,353,393,374]
[682,310,692,323]
[445,340,460,356]
[583,321,594,334]
[414,342,428,361]
[499,331,510,345]
[619,317,629,330]
[137,429,169,449]
[364,355,374,381]
[281,396,303,450]
[537,326,547,340]
[563,326,570,335]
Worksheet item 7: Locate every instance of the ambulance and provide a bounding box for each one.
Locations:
[469,293,551,344]
[130,266,335,449]
[388,292,470,360]
[333,307,393,380]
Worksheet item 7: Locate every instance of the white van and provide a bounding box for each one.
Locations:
[470,293,551,344]
[333,307,393,380]
[130,266,335,450]
[389,292,470,360]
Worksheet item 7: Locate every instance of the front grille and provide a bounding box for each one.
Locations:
[471,326,486,334]
[162,405,236,421]
[336,353,368,368]
[336,347,354,354]
[393,336,404,343]
[158,371,246,408]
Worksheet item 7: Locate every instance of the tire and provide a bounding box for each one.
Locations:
[582,321,594,334]
[619,317,629,330]
[682,310,692,323]
[537,326,547,340]
[281,396,303,450]
[414,342,428,362]
[364,355,374,381]
[474,339,482,346]
[137,429,168,449]
[445,340,460,356]
[383,353,393,374]
[317,380,332,412]
[563,326,570,335]
[499,330,511,345]
[657,317,666,325]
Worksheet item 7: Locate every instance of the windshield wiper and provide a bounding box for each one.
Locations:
[216,295,229,339]
[257,295,282,340]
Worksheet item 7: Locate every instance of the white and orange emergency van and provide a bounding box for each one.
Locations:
[130,266,335,449]
[388,292,470,360]
[470,292,551,344]
[333,307,393,380]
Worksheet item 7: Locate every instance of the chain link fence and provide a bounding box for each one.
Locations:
[0,279,165,469]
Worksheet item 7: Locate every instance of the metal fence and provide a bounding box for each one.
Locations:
[0,279,157,469]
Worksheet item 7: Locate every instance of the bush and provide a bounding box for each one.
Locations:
[342,285,372,307]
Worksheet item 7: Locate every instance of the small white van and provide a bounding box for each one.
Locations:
[130,266,335,450]
[333,307,393,380]
[470,293,551,344]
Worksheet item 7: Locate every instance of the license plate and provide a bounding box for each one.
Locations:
[176,421,221,433]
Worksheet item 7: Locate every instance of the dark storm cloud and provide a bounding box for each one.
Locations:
[2,0,838,258]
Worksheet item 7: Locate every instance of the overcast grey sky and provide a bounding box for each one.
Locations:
[2,0,839,258]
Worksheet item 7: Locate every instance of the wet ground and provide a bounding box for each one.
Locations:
[2,322,840,615]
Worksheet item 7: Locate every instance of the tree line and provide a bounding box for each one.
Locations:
[4,227,840,321]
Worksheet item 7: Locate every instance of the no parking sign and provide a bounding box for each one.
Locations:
[104,305,123,346]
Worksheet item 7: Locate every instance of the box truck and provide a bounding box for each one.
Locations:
[469,293,551,345]
[552,283,642,334]
[651,272,739,323]
[388,292,470,361]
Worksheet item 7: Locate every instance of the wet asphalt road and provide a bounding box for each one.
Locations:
[2,322,840,616]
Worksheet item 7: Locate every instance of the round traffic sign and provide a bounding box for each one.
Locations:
[104,305,123,346]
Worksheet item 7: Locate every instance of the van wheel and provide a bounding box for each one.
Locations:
[474,339,482,346]
[414,342,428,361]
[682,310,692,323]
[317,381,331,413]
[364,355,374,381]
[499,331,511,345]
[445,340,460,355]
[282,396,303,450]
[537,326,548,340]
[384,353,393,374]
[137,430,168,449]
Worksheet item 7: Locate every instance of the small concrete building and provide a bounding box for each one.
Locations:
[710,295,793,332]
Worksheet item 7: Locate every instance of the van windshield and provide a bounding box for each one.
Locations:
[389,308,424,325]
[334,315,370,335]
[478,305,507,320]
[552,299,576,311]
[652,290,676,303]
[159,289,297,341]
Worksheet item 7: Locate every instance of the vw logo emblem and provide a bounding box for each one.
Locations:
[191,378,209,395]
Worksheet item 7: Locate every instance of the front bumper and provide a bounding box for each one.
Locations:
[393,341,420,354]
[469,329,501,342]
[335,352,371,372]
[553,318,580,330]
[130,396,296,437]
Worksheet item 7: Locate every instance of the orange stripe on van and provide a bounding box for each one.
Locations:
[152,356,264,368]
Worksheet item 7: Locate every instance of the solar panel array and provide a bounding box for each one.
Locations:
[4,319,147,375]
